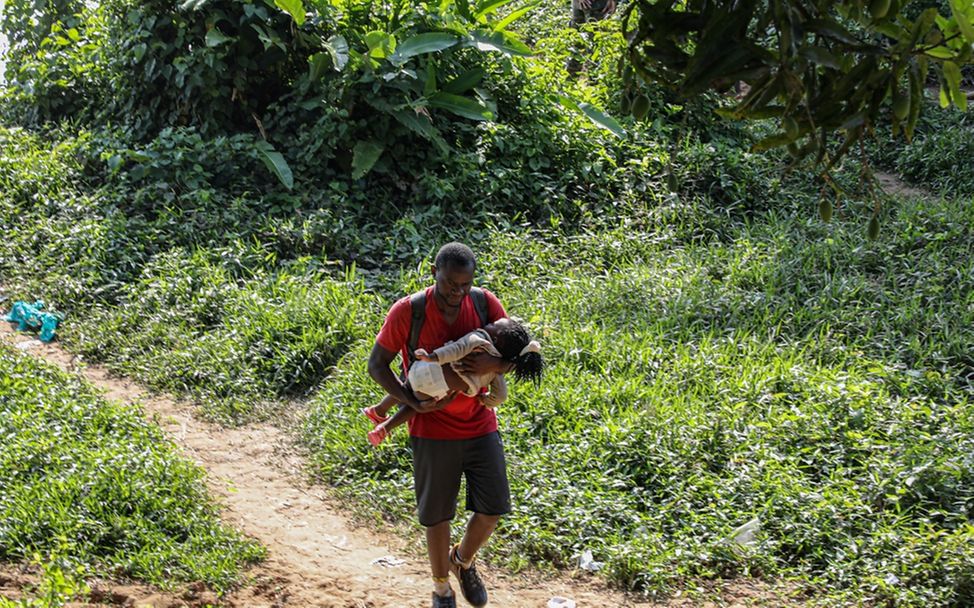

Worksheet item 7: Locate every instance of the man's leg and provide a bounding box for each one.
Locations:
[449,432,511,607]
[413,437,464,603]
[457,513,500,564]
[427,520,453,578]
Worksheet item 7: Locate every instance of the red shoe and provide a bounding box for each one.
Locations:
[362,406,388,426]
[367,427,388,447]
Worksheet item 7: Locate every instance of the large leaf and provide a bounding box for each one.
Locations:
[365,31,397,58]
[556,95,626,139]
[391,110,450,154]
[205,28,233,47]
[466,29,532,56]
[428,92,494,121]
[474,0,517,19]
[255,142,294,190]
[274,0,306,26]
[395,33,460,59]
[352,141,385,179]
[443,67,486,94]
[577,102,626,139]
[492,1,539,31]
[324,35,349,71]
[949,0,974,43]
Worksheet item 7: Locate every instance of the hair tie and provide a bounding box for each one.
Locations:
[518,340,541,357]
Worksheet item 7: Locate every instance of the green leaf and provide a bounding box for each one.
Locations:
[205,28,233,47]
[474,0,517,19]
[352,141,385,179]
[751,132,793,152]
[366,31,397,58]
[443,67,486,94]
[391,110,450,154]
[950,0,974,44]
[556,95,626,138]
[805,19,861,45]
[943,61,966,110]
[274,0,306,26]
[255,142,294,190]
[492,1,540,32]
[924,45,956,59]
[466,29,532,56]
[323,35,349,71]
[308,52,329,81]
[799,45,841,70]
[395,33,460,59]
[428,92,494,121]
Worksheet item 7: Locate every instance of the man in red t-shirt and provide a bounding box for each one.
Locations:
[369,243,512,608]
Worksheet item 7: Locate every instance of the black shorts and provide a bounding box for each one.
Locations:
[411,431,511,527]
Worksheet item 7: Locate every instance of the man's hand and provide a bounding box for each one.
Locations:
[411,391,457,414]
[602,0,616,15]
[578,0,591,8]
[453,351,509,376]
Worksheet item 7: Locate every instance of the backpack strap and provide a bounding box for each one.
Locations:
[405,287,488,372]
[406,290,426,371]
[469,287,489,327]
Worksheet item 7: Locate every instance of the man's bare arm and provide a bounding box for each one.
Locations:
[368,343,455,413]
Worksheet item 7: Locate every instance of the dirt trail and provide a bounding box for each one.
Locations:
[1,324,799,608]
[0,324,657,607]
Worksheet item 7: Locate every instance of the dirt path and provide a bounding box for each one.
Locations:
[1,324,799,608]
[875,170,930,200]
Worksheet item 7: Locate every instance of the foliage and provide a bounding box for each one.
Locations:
[64,247,381,422]
[0,344,264,591]
[305,194,974,605]
[623,0,974,170]
[868,101,974,196]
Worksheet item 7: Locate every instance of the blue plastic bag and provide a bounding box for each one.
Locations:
[4,300,62,342]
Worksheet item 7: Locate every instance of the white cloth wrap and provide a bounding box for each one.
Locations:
[407,360,450,399]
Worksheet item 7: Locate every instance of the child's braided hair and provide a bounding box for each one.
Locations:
[492,318,543,385]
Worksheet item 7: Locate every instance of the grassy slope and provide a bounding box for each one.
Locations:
[0,343,264,601]
[1,7,974,606]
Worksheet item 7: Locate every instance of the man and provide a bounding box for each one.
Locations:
[571,0,616,27]
[368,243,513,608]
[567,0,617,74]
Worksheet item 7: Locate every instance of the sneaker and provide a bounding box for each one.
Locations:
[367,426,388,447]
[362,406,388,426]
[431,591,457,608]
[449,546,488,607]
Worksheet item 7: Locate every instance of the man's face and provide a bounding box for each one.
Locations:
[432,262,474,309]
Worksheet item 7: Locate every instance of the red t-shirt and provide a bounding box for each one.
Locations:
[375,286,507,440]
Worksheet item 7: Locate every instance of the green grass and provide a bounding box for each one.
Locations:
[0,343,264,599]
[303,194,974,606]
[62,247,383,423]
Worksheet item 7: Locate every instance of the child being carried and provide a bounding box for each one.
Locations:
[364,317,543,446]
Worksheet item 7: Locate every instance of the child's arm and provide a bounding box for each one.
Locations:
[479,374,508,408]
[431,333,491,364]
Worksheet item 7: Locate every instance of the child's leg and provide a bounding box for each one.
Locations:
[373,393,398,417]
[367,398,423,446]
[381,402,419,434]
[363,393,397,426]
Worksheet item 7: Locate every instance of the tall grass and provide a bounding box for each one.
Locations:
[0,344,264,594]
[304,193,974,606]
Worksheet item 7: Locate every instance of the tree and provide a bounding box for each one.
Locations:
[622,0,974,173]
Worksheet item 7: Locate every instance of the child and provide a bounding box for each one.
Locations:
[363,317,543,446]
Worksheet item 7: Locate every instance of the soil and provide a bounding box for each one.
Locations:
[0,323,807,607]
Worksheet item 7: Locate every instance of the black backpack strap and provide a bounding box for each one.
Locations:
[406,290,426,371]
[469,287,489,327]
